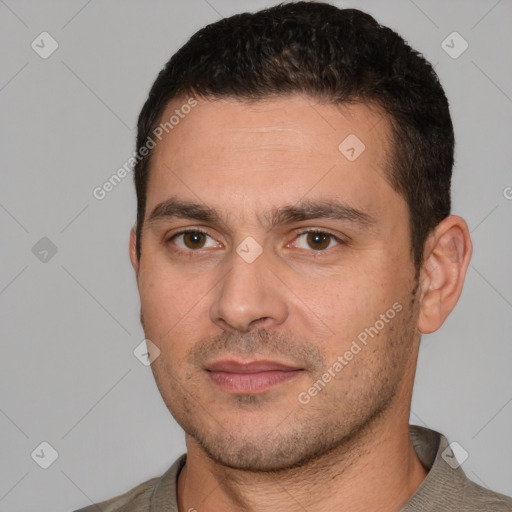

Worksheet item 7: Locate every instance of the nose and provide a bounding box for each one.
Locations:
[209,245,289,333]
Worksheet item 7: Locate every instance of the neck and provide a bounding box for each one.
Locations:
[177,402,428,512]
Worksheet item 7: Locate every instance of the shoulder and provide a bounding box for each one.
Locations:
[405,425,512,511]
[72,454,187,512]
[72,477,159,512]
[461,479,512,511]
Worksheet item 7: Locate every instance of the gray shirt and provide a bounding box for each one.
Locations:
[74,425,512,511]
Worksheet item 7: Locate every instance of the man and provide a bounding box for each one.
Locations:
[76,2,512,511]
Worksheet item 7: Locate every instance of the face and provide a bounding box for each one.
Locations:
[130,95,421,471]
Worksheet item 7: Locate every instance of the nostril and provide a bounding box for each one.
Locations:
[248,317,271,330]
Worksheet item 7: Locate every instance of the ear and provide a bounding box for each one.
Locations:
[129,226,140,276]
[417,215,472,334]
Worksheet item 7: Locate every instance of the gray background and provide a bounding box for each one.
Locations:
[0,1,511,510]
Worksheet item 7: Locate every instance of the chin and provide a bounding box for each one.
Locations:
[190,423,335,473]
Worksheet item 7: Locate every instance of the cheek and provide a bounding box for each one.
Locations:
[137,259,215,361]
[137,261,191,337]
[299,257,407,348]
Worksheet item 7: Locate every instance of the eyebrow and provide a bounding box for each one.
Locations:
[147,197,377,231]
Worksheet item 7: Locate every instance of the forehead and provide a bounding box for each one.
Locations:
[153,95,390,158]
[146,95,400,225]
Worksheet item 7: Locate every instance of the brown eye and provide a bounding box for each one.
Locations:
[170,230,220,252]
[293,230,342,251]
[306,232,331,250]
[182,231,207,249]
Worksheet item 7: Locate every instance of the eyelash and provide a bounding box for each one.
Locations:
[166,228,346,255]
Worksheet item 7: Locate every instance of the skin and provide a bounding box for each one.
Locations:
[129,95,472,512]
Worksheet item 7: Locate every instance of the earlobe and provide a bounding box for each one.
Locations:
[129,226,140,275]
[417,215,472,334]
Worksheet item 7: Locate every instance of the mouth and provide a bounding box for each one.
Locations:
[205,359,304,394]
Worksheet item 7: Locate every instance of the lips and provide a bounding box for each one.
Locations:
[207,359,299,373]
[205,359,303,394]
